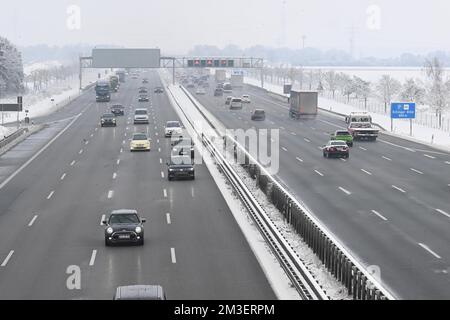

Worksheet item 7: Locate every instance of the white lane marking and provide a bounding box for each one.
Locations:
[155,132,159,136]
[120,148,123,153]
[304,138,311,143]
[126,127,129,130]
[171,248,177,263]
[281,147,288,152]
[47,191,55,199]
[85,140,89,145]
[296,157,303,163]
[0,114,81,192]
[424,154,435,159]
[361,169,372,175]
[340,158,347,162]
[290,132,297,136]
[100,214,106,226]
[359,146,367,151]
[314,170,324,177]
[158,147,161,152]
[70,160,76,166]
[418,243,441,259]
[338,187,352,195]
[382,156,392,161]
[89,250,97,266]
[271,138,275,143]
[410,168,424,175]
[161,171,165,178]
[435,209,450,219]
[371,210,388,221]
[163,189,167,198]
[78,149,83,154]
[311,127,316,130]
[322,132,329,136]
[28,215,39,227]
[107,190,114,199]
[445,161,450,165]
[113,172,117,180]
[95,127,98,131]
[157,139,160,144]
[270,121,275,125]
[378,139,416,152]
[124,133,127,137]
[392,185,406,193]
[160,158,162,164]
[116,159,120,165]
[90,134,94,137]
[1,250,14,267]
[166,213,171,224]
[60,173,66,180]
[280,126,285,130]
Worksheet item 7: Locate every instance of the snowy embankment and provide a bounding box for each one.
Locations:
[0,126,15,139]
[245,77,450,150]
[0,61,100,125]
[160,69,350,300]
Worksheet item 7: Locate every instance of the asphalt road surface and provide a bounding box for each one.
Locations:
[0,71,275,300]
[187,80,450,299]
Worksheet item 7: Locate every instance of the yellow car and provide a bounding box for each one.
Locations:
[130,133,151,152]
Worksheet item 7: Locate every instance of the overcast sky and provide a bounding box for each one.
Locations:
[1,0,449,57]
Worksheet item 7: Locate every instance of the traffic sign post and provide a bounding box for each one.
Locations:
[391,102,416,136]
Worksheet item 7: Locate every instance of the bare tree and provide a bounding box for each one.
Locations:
[376,75,401,113]
[400,78,425,103]
[353,76,371,109]
[424,57,449,127]
[324,70,338,98]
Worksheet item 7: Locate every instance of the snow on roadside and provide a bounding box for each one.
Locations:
[245,77,450,151]
[161,69,350,299]
[0,126,15,139]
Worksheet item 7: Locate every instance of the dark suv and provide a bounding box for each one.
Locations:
[103,210,146,246]
[251,109,266,121]
[111,104,125,116]
[167,155,195,181]
[100,113,117,127]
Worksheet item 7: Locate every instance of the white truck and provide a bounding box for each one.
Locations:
[289,90,318,119]
[347,122,379,141]
[215,70,226,83]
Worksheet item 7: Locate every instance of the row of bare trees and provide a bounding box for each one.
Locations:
[254,58,450,128]
[25,64,78,92]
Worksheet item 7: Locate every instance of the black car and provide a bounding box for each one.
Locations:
[111,104,125,116]
[251,109,266,121]
[139,88,148,94]
[100,113,117,127]
[142,79,149,84]
[138,94,149,102]
[214,88,224,96]
[103,209,146,246]
[154,87,164,93]
[167,155,195,181]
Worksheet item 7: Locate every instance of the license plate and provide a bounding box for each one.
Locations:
[118,234,130,239]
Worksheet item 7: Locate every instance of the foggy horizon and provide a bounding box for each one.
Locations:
[1,0,450,58]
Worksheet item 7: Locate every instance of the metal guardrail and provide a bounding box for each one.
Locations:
[0,128,29,149]
[179,85,396,300]
[168,85,328,300]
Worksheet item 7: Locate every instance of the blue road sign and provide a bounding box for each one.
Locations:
[391,102,416,119]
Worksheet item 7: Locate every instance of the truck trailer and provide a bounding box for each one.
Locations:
[289,90,318,119]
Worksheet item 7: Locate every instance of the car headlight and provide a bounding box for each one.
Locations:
[189,167,194,171]
[106,227,113,234]
[169,168,174,171]
[135,226,142,233]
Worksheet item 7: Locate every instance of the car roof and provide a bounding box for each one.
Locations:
[135,108,147,111]
[132,132,147,137]
[102,113,114,116]
[111,209,138,215]
[166,120,180,124]
[115,285,165,300]
[329,140,347,144]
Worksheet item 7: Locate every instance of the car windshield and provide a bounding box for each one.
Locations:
[133,134,147,140]
[170,155,192,165]
[102,114,114,118]
[336,131,350,135]
[167,121,180,128]
[112,105,123,109]
[330,141,347,146]
[109,214,140,224]
[254,110,264,115]
[232,99,242,102]
[135,110,147,115]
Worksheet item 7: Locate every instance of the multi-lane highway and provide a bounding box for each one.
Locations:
[0,71,275,299]
[186,81,450,299]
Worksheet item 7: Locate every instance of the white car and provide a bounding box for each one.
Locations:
[165,121,183,137]
[195,88,206,95]
[134,108,149,124]
[229,97,243,109]
[241,95,251,103]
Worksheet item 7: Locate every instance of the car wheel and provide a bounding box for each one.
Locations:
[349,142,353,147]
[168,176,172,181]
[105,238,110,247]
[139,238,144,246]
[192,175,195,180]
